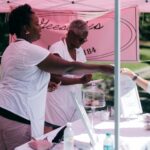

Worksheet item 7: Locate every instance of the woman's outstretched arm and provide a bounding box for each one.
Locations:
[38,54,114,75]
[121,68,149,92]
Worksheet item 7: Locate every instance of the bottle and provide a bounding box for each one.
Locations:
[64,122,74,150]
[103,133,113,150]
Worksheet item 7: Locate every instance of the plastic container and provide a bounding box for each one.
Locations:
[64,122,74,150]
[82,82,105,109]
[103,133,113,150]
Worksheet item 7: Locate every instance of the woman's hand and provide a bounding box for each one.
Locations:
[121,68,136,78]
[80,74,92,84]
[48,81,61,92]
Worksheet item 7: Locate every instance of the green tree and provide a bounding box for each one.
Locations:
[139,13,150,41]
[0,13,9,57]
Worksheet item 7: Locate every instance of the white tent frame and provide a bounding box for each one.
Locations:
[114,0,121,149]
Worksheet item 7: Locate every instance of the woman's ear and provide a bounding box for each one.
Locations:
[23,25,30,35]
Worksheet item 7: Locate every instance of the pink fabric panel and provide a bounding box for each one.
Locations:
[83,6,139,61]
[34,6,139,62]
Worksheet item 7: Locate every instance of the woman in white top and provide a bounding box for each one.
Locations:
[0,4,114,150]
[121,68,150,93]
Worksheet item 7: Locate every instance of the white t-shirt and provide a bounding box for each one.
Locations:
[0,40,50,138]
[46,39,86,126]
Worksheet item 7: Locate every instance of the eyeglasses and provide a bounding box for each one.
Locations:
[72,32,88,43]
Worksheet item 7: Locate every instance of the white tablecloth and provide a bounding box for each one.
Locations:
[15,113,150,150]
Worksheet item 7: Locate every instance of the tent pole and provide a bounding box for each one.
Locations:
[114,0,120,149]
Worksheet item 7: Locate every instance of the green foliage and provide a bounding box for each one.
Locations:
[0,13,9,56]
[140,47,150,60]
[140,13,150,41]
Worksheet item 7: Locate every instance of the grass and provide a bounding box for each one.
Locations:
[121,47,150,70]
[140,47,150,61]
[121,63,149,71]
[88,47,150,80]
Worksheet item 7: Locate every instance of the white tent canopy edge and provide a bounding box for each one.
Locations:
[0,0,150,13]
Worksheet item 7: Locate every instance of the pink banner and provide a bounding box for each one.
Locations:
[34,7,139,62]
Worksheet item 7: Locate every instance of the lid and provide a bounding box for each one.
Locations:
[67,122,72,127]
[106,133,111,137]
[82,81,104,94]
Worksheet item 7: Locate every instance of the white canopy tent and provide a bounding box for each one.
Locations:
[0,0,150,149]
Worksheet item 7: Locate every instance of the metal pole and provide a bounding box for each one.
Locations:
[114,0,120,149]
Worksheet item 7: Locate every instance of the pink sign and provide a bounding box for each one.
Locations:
[34,7,139,62]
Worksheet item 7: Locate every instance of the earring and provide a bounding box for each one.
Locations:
[25,31,30,35]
